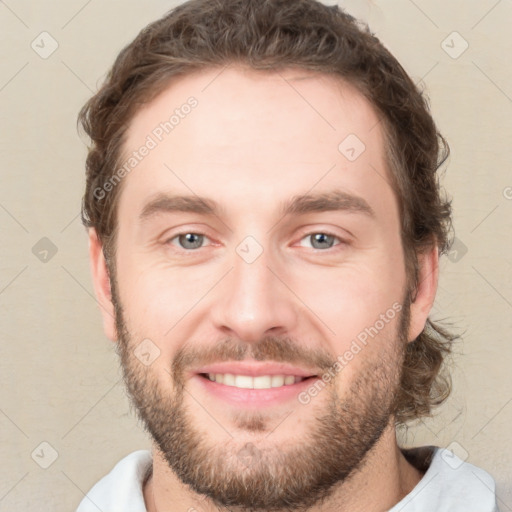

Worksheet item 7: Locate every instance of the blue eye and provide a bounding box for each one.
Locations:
[299,232,341,250]
[170,233,207,250]
[166,231,344,253]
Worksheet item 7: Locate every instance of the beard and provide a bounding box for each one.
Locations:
[110,272,410,512]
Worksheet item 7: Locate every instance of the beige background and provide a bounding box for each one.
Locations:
[0,0,511,510]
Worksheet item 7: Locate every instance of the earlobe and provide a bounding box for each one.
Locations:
[407,246,439,342]
[88,228,118,342]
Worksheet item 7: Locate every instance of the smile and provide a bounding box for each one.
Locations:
[192,361,320,406]
[202,373,307,389]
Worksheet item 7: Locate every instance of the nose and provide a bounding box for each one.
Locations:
[209,242,299,344]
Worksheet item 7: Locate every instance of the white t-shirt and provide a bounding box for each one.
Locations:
[75,446,500,512]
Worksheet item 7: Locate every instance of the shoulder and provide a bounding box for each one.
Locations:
[391,445,500,512]
[75,450,152,512]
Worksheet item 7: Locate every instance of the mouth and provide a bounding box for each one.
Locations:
[191,361,320,406]
[200,373,310,389]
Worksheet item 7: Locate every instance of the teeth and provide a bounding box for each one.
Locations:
[205,373,305,389]
[271,375,284,388]
[235,375,253,389]
[251,375,269,389]
[223,373,236,386]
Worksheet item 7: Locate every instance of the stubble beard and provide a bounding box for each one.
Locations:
[111,273,409,512]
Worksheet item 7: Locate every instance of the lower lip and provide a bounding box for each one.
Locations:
[192,375,320,407]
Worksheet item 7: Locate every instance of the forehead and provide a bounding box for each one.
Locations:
[118,66,396,225]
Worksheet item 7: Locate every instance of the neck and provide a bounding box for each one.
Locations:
[143,423,424,512]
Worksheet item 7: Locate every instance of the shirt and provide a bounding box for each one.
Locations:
[75,445,500,512]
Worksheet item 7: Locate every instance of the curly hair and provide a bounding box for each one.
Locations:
[78,0,457,424]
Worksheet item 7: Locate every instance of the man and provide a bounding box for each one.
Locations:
[76,0,499,511]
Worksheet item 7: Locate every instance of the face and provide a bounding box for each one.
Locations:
[97,67,419,510]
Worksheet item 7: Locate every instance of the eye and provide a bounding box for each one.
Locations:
[167,232,210,250]
[298,232,344,250]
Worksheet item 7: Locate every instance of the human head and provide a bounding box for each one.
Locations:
[81,2,459,507]
[80,0,454,426]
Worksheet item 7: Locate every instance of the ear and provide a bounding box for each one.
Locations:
[407,245,439,342]
[88,228,117,342]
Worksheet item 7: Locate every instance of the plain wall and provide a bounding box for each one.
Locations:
[0,0,511,510]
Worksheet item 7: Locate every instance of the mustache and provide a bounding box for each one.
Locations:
[172,336,336,380]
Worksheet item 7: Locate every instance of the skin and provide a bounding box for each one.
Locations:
[88,66,438,512]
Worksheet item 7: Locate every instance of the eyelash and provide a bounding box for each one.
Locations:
[164,230,347,253]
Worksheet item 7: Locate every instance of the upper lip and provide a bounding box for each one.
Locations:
[193,360,319,378]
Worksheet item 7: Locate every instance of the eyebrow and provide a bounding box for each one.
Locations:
[279,190,375,218]
[138,190,375,223]
[139,194,222,222]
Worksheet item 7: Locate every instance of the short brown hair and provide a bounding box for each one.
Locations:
[78,0,456,424]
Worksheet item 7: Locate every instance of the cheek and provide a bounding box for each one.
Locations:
[116,258,213,352]
[289,254,405,344]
